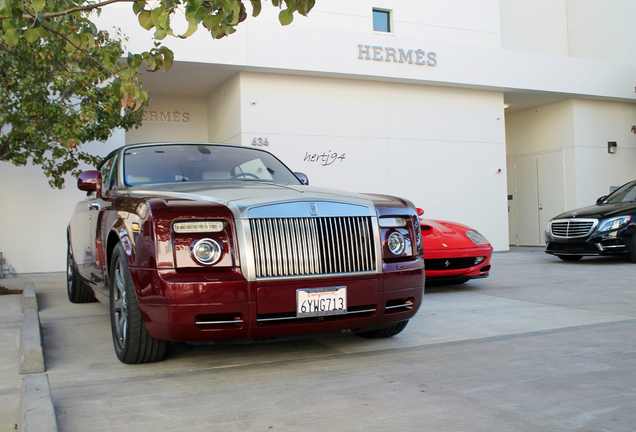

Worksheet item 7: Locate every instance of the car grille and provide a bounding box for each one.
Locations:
[249,216,377,278]
[550,219,597,238]
[426,257,477,270]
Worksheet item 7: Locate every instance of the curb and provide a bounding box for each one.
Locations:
[19,309,45,374]
[17,374,58,432]
[21,282,38,312]
[18,283,58,432]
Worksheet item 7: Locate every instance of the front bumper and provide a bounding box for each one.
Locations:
[544,228,633,256]
[130,263,424,341]
[423,246,492,281]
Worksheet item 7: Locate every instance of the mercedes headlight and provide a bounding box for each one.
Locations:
[597,216,632,232]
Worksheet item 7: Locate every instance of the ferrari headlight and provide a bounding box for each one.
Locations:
[466,230,490,246]
[597,216,631,232]
[192,239,221,265]
[174,221,224,233]
[388,232,406,255]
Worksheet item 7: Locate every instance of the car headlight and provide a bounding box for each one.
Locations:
[387,232,406,255]
[192,239,222,265]
[597,216,632,232]
[466,230,490,246]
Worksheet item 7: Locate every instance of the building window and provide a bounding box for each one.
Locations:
[373,9,391,33]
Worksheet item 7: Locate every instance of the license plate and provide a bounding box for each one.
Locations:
[297,287,347,318]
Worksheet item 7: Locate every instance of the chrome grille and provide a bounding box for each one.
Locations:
[550,219,597,238]
[249,216,376,278]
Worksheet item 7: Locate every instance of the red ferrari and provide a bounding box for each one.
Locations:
[417,208,492,284]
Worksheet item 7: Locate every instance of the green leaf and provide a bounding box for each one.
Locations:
[158,10,171,31]
[138,10,153,30]
[193,6,207,23]
[251,0,261,17]
[32,0,46,13]
[202,14,220,30]
[24,28,41,42]
[132,1,146,15]
[4,28,18,45]
[154,28,167,40]
[179,16,198,38]
[279,8,294,25]
[0,0,12,17]
[2,16,13,31]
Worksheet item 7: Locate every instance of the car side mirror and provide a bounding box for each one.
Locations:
[295,172,309,185]
[596,196,607,204]
[78,171,102,196]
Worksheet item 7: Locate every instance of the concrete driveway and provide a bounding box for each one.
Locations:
[2,247,636,431]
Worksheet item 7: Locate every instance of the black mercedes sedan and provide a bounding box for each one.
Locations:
[544,179,636,262]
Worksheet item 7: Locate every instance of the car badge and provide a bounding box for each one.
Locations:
[571,211,577,217]
[442,243,448,248]
[309,203,318,216]
[444,260,451,268]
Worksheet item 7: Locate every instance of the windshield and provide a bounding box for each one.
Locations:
[123,144,302,187]
[603,181,636,204]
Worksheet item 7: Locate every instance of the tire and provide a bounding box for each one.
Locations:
[67,240,96,303]
[557,255,583,262]
[110,243,168,364]
[353,320,409,339]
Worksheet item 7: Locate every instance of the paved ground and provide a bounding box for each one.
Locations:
[2,247,636,431]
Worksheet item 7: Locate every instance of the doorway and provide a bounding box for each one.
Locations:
[509,151,565,246]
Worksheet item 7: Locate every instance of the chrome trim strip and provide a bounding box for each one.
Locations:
[255,270,378,282]
[256,308,377,323]
[385,303,412,310]
[195,320,244,325]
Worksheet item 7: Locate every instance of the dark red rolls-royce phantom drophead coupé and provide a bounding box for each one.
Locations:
[67,143,424,363]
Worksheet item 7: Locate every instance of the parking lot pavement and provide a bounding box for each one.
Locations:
[3,247,636,431]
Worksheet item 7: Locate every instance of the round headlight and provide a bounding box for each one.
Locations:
[192,239,221,265]
[388,232,406,255]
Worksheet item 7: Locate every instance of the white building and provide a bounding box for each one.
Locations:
[2,0,636,274]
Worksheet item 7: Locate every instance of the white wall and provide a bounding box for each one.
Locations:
[0,131,125,274]
[571,100,636,204]
[208,75,242,144]
[238,73,509,250]
[500,0,568,56]
[566,0,636,66]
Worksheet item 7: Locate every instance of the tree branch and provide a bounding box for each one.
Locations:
[0,0,140,21]
[42,25,124,79]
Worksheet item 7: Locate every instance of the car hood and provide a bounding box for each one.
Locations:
[126,181,380,217]
[419,219,478,250]
[552,202,636,220]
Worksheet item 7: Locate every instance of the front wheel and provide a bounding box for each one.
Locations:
[557,255,583,262]
[353,320,409,339]
[110,243,168,364]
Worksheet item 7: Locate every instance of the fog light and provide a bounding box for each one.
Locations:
[193,239,221,265]
[388,232,406,255]
[474,256,486,265]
